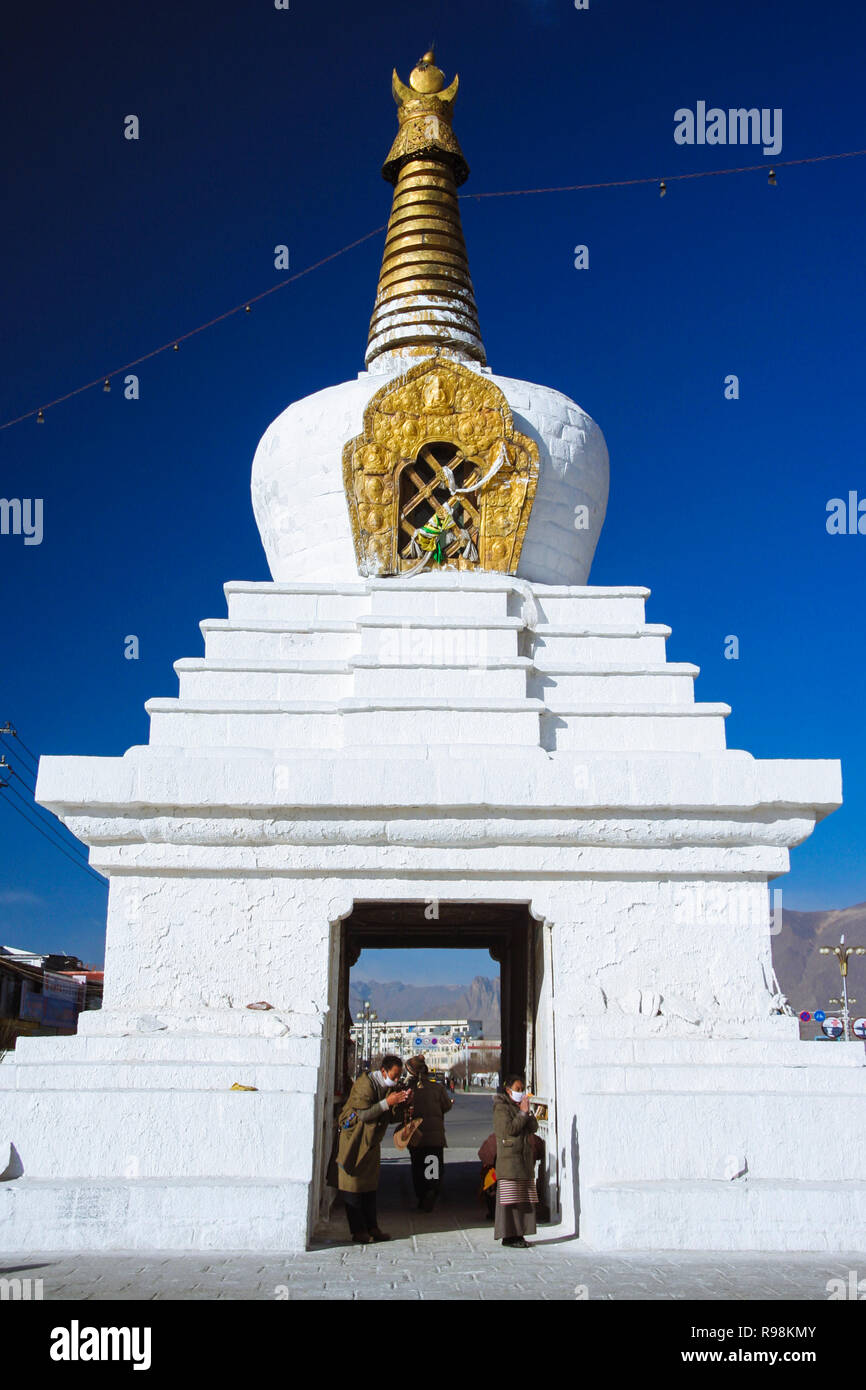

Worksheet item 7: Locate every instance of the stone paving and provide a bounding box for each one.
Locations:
[2,1154,864,1300]
[3,1244,864,1301]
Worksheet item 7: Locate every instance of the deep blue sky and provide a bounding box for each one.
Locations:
[1,0,864,973]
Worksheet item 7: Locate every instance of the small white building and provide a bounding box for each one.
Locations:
[2,49,865,1254]
[349,1018,483,1072]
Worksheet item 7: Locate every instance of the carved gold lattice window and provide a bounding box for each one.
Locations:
[397,442,481,570]
[342,359,540,577]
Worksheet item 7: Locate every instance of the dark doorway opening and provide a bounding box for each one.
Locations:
[315,900,558,1244]
[334,901,530,1096]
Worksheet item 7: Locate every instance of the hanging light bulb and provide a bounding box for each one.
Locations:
[173,343,179,351]
[103,377,111,393]
[244,304,251,313]
[768,168,777,186]
[37,408,45,424]
[659,180,667,198]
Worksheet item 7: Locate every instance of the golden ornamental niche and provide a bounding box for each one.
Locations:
[343,360,539,577]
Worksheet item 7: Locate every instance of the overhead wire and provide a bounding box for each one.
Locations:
[2,775,90,862]
[0,726,39,774]
[0,790,105,885]
[2,145,864,433]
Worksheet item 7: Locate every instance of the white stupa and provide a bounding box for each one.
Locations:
[2,51,864,1254]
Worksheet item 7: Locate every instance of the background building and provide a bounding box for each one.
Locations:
[348,1017,484,1073]
[0,945,103,1050]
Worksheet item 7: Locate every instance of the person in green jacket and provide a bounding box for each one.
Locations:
[336,1055,411,1244]
[492,1075,539,1249]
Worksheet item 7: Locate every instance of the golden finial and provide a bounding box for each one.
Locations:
[366,51,484,368]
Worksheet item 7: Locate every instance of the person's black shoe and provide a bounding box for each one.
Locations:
[369,1228,392,1242]
[352,1233,374,1245]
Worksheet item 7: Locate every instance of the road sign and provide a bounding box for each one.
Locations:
[814,1010,827,1023]
[822,1017,844,1039]
[454,1035,462,1044]
[430,1037,438,1045]
[413,1037,423,1048]
[853,1018,866,1039]
[799,1011,812,1023]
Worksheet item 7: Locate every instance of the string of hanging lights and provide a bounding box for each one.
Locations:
[5,145,864,434]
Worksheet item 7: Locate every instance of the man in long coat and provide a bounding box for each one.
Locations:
[336,1054,411,1243]
[404,1055,453,1211]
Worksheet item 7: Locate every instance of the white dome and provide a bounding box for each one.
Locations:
[251,362,608,586]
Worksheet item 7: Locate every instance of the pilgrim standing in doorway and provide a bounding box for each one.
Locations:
[404,1055,453,1210]
[336,1055,411,1244]
[492,1074,539,1248]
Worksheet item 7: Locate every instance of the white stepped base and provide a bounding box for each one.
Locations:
[0,1178,309,1252]
[20,575,850,1254]
[1,1081,316,1180]
[584,1179,866,1252]
[146,699,543,749]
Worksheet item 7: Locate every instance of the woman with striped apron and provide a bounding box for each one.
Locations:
[492,1076,539,1248]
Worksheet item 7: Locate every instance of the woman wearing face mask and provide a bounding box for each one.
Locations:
[492,1074,539,1248]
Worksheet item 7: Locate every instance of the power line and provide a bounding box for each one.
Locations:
[0,725,39,772]
[0,223,388,432]
[2,773,90,862]
[0,752,36,795]
[460,146,866,201]
[0,788,106,885]
[2,144,864,435]
[3,779,92,865]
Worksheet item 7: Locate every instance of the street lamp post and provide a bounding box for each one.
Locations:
[819,936,865,1041]
[355,1001,378,1076]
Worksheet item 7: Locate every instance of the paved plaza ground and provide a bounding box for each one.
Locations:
[4,1242,865,1302]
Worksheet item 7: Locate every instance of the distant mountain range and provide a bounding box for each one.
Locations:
[349,974,500,1036]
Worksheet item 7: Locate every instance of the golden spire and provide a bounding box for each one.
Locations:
[365,50,486,369]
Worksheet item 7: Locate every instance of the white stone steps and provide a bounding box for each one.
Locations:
[570,1061,866,1094]
[148,693,727,752]
[145,697,544,750]
[571,1089,866,1184]
[352,662,527,699]
[366,587,509,620]
[174,656,531,702]
[201,619,360,662]
[583,1179,866,1251]
[543,705,728,752]
[532,625,670,663]
[175,660,353,702]
[176,657,350,672]
[531,590,650,625]
[1,1089,316,1181]
[569,1037,866,1065]
[0,1062,318,1092]
[9,1032,321,1065]
[531,663,698,706]
[0,1177,310,1251]
[225,580,369,624]
[357,614,523,664]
